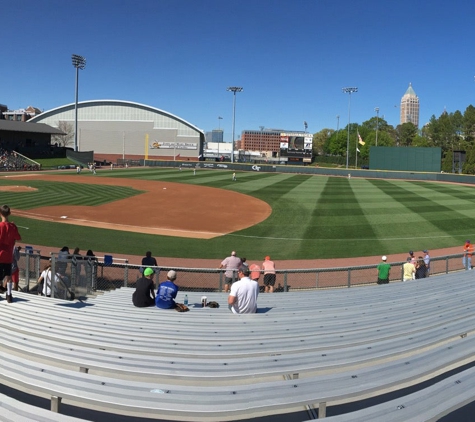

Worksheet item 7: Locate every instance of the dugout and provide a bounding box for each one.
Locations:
[369,146,441,172]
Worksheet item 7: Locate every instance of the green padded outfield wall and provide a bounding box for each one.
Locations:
[369,146,441,172]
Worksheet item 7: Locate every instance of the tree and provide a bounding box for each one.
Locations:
[441,150,453,173]
[462,145,475,174]
[312,128,334,156]
[51,121,74,147]
[396,122,418,146]
[463,105,475,143]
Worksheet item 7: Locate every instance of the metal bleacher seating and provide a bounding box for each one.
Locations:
[1,270,475,420]
[0,392,90,422]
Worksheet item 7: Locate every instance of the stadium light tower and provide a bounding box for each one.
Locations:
[342,87,358,169]
[227,86,243,163]
[375,107,380,146]
[72,54,86,152]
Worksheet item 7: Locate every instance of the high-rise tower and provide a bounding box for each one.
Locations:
[400,83,419,127]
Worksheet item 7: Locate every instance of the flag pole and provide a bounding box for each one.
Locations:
[355,127,358,169]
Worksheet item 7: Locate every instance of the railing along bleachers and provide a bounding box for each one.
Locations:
[2,270,475,420]
[17,249,469,296]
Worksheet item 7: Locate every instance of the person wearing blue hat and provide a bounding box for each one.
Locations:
[132,267,156,307]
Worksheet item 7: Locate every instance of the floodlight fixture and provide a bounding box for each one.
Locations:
[227,87,243,163]
[72,54,86,152]
[375,107,380,146]
[342,87,358,169]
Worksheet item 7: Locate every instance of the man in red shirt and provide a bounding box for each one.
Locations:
[0,205,22,303]
[463,240,474,270]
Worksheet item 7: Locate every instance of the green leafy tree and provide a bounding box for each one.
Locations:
[462,145,475,174]
[463,105,475,143]
[441,150,453,173]
[312,128,334,156]
[396,122,418,146]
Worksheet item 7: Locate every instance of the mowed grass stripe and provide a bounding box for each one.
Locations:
[0,181,144,210]
[304,178,379,240]
[368,179,471,238]
[235,175,313,237]
[408,181,475,208]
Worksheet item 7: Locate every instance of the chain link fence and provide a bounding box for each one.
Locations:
[15,250,469,299]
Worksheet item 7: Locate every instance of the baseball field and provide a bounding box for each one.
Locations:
[0,166,473,260]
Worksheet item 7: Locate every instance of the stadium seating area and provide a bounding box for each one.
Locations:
[0,148,39,171]
[1,271,475,421]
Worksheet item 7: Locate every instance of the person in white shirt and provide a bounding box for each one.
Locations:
[228,266,259,314]
[37,263,61,297]
[423,249,430,277]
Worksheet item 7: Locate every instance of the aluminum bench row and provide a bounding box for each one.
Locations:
[1,332,474,421]
[0,392,89,422]
[2,309,475,386]
[2,271,474,419]
[312,364,475,421]
[2,279,475,380]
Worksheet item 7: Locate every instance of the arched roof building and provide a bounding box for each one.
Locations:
[29,100,204,161]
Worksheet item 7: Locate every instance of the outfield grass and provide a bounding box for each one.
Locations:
[1,167,474,260]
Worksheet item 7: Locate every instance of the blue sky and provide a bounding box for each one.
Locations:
[2,0,475,141]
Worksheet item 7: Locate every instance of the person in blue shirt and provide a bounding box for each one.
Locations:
[155,270,179,309]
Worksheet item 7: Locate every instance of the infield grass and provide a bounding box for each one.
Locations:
[1,167,474,260]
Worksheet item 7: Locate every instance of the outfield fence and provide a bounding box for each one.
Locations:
[15,250,469,299]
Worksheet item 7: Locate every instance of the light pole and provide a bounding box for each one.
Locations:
[218,116,223,159]
[72,54,86,152]
[259,125,264,157]
[342,87,358,169]
[375,107,380,146]
[227,87,243,163]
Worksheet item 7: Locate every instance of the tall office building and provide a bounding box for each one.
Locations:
[400,83,419,127]
[206,129,224,143]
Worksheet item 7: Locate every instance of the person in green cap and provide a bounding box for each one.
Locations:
[132,267,156,307]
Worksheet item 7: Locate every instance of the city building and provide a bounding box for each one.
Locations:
[400,83,420,127]
[0,104,7,119]
[240,130,282,154]
[2,106,42,122]
[240,129,312,164]
[205,129,224,143]
[29,100,205,162]
[203,142,232,161]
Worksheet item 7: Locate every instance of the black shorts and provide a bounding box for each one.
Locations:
[225,276,236,285]
[0,262,12,279]
[264,274,276,286]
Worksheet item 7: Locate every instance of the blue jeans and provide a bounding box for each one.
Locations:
[463,256,472,270]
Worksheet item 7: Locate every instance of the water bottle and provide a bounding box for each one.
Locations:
[184,294,188,306]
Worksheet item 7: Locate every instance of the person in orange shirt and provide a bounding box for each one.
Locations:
[249,263,261,283]
[262,256,276,293]
[463,240,474,270]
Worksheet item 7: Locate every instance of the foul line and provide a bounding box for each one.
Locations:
[227,233,469,241]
